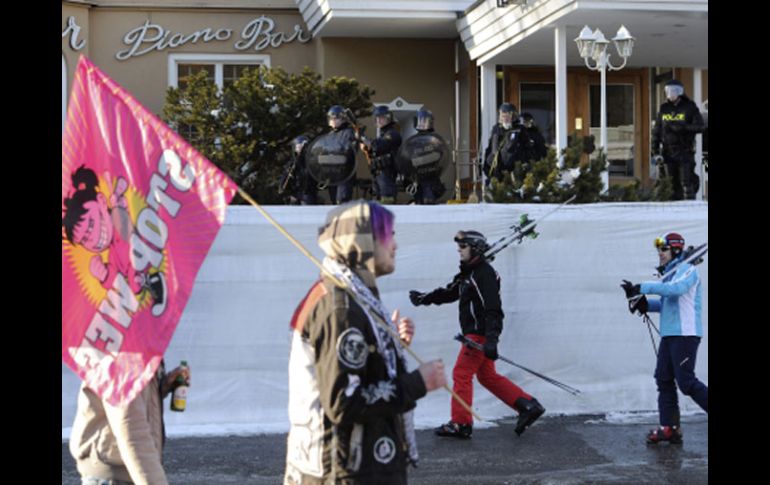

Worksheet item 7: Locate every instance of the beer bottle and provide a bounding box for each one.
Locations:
[170,360,189,412]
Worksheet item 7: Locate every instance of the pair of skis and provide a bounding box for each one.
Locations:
[484,195,576,261]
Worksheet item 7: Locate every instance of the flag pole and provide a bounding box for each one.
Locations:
[237,188,482,422]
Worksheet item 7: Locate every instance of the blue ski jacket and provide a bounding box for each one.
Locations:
[640,256,703,337]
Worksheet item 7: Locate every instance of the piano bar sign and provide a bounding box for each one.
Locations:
[115,16,311,60]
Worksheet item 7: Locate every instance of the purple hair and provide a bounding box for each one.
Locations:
[369,201,395,245]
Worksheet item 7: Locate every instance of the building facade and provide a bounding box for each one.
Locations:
[63,0,708,199]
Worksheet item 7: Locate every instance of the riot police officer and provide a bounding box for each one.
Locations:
[520,112,548,164]
[483,103,530,184]
[652,79,705,200]
[410,108,446,204]
[363,105,402,204]
[325,105,358,204]
[279,135,317,205]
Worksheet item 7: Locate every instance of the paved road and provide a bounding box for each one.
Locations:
[62,413,708,484]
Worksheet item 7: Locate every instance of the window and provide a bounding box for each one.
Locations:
[168,54,270,142]
[590,84,635,177]
[519,83,556,146]
[168,54,270,89]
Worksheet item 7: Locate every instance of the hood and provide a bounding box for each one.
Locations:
[318,200,377,290]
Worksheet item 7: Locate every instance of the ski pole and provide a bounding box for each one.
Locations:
[453,334,582,396]
[641,314,659,357]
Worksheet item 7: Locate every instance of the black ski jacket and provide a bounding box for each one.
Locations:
[420,258,504,342]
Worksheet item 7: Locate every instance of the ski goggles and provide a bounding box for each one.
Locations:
[654,236,684,251]
[654,237,671,251]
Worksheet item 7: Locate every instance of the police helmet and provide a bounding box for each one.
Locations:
[327,105,345,119]
[293,135,309,145]
[664,79,684,100]
[414,108,434,130]
[521,112,535,128]
[373,105,393,123]
[499,103,517,114]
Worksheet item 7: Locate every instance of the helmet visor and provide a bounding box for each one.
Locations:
[664,85,684,99]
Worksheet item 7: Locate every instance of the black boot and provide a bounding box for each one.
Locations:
[514,397,545,436]
[435,421,472,439]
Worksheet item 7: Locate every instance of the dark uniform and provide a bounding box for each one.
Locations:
[652,80,705,200]
[326,106,358,204]
[410,109,445,204]
[279,136,318,205]
[520,113,548,165]
[370,115,402,204]
[483,120,531,182]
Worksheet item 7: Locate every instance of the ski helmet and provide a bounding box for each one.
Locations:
[654,232,685,255]
[454,230,490,256]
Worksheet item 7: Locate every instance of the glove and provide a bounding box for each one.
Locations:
[620,280,641,299]
[483,340,498,360]
[652,155,664,165]
[629,294,649,315]
[409,290,427,306]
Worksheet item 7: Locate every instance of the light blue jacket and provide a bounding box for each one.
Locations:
[640,256,702,337]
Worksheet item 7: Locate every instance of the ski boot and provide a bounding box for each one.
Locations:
[435,421,472,439]
[514,397,545,436]
[646,426,683,445]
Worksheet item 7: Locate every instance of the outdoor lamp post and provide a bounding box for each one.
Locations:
[574,25,634,192]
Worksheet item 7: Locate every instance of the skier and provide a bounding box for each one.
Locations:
[621,232,708,444]
[409,230,545,438]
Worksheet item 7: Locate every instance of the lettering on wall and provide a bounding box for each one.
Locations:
[116,16,311,61]
[62,16,86,51]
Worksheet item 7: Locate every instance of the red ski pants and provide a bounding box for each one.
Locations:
[451,334,531,425]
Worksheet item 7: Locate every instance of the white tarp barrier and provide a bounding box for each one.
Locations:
[62,202,707,437]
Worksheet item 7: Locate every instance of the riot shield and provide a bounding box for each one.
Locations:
[306,131,357,185]
[396,132,449,180]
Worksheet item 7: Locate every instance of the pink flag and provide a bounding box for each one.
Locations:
[62,55,237,406]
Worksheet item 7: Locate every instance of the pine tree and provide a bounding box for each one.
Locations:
[162,66,375,204]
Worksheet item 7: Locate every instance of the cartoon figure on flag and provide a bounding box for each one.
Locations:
[62,55,238,407]
[63,166,167,317]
